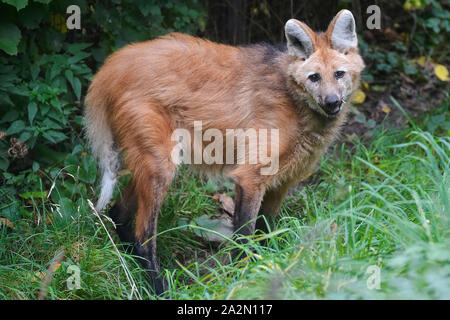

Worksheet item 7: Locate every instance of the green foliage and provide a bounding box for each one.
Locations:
[0,22,21,55]
[425,101,450,134]
[360,0,449,83]
[0,3,207,273]
[410,0,450,48]
[0,0,205,180]
[0,0,206,252]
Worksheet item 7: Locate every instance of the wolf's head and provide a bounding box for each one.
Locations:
[284,10,365,118]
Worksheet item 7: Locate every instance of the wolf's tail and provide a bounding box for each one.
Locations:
[84,89,119,211]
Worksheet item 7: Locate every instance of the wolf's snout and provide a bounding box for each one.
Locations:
[321,94,342,115]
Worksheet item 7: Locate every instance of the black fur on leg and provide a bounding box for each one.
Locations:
[107,184,166,295]
[134,242,166,296]
[108,203,136,252]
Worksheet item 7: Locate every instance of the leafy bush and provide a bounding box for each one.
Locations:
[360,0,449,82]
[0,0,205,183]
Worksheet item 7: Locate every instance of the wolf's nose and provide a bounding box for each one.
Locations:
[324,95,341,109]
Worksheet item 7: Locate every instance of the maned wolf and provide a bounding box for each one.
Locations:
[84,9,364,294]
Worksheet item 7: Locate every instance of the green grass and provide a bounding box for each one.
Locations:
[0,123,449,299]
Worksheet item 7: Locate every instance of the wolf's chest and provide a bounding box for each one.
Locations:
[268,131,330,188]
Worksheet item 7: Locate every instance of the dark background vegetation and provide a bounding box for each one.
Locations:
[0,0,448,269]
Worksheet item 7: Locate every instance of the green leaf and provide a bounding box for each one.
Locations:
[367,119,376,128]
[50,97,62,113]
[18,130,32,142]
[43,130,67,143]
[0,110,19,123]
[403,61,417,75]
[32,161,39,172]
[65,43,92,54]
[72,77,81,100]
[42,118,62,130]
[42,131,56,143]
[355,114,366,124]
[40,103,50,116]
[0,93,13,106]
[19,191,47,199]
[0,156,9,171]
[54,197,76,226]
[79,154,97,183]
[442,121,450,130]
[30,64,39,80]
[426,18,441,33]
[0,23,22,55]
[192,214,233,242]
[48,130,67,142]
[431,114,445,123]
[387,52,399,66]
[139,4,161,17]
[8,84,28,96]
[28,101,37,124]
[6,120,25,135]
[0,202,20,221]
[18,4,44,29]
[2,0,28,10]
[33,144,66,164]
[49,63,63,80]
[64,69,74,84]
[67,51,91,64]
[65,70,82,99]
[71,144,83,155]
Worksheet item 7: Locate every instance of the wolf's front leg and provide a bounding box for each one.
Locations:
[230,173,266,260]
[233,182,266,236]
[255,181,293,233]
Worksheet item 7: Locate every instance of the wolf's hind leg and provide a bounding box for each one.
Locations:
[108,183,138,248]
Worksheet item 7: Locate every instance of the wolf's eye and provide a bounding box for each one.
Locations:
[335,71,346,79]
[308,73,321,82]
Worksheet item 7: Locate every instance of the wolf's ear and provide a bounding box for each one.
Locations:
[285,19,315,59]
[327,10,358,53]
